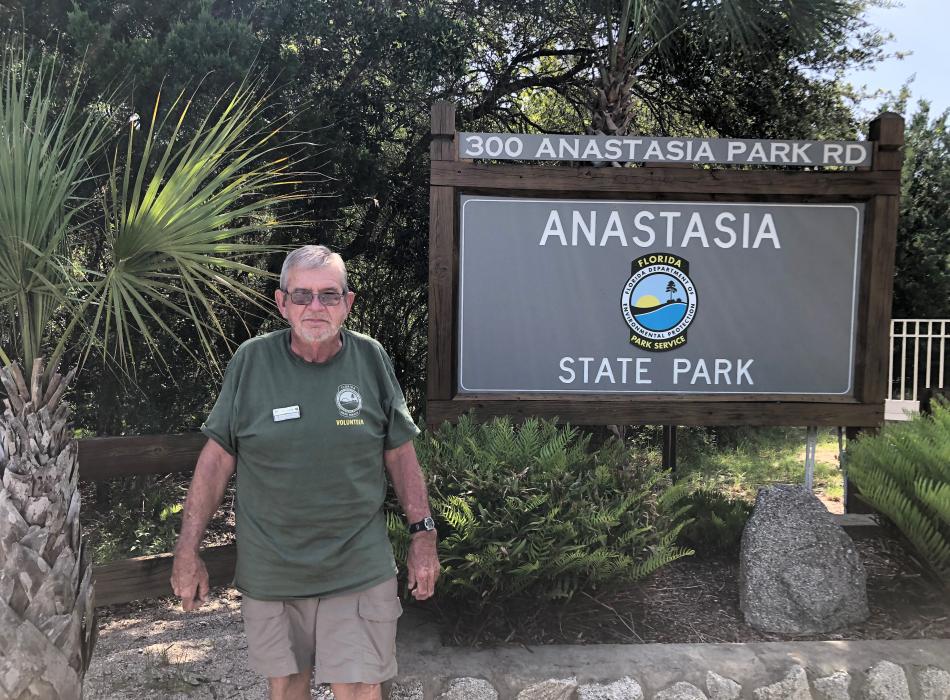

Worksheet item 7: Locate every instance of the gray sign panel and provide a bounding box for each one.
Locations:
[458,133,872,167]
[458,197,863,395]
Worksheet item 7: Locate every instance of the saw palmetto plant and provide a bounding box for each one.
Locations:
[0,40,301,698]
[847,399,950,584]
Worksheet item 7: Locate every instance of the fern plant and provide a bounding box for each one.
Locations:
[677,489,753,557]
[388,415,693,620]
[847,398,950,581]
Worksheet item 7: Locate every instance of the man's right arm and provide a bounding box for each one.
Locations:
[170,438,236,611]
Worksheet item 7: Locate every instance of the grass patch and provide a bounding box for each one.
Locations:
[677,426,844,507]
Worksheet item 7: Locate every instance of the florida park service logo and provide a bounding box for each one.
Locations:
[621,253,698,352]
[335,384,362,417]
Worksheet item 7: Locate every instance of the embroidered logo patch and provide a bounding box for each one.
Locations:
[335,384,362,418]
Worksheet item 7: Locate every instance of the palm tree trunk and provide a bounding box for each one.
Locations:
[590,57,637,137]
[0,359,96,699]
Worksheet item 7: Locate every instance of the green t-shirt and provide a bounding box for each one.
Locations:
[201,328,420,599]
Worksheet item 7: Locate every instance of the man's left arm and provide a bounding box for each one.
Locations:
[384,440,440,600]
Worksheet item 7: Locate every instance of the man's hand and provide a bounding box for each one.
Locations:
[170,439,235,612]
[384,440,440,599]
[171,550,210,611]
[406,530,439,600]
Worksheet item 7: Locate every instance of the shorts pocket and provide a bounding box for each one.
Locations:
[242,598,302,677]
[357,595,402,623]
[242,597,286,621]
[353,588,401,671]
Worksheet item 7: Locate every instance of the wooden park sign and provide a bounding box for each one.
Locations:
[427,101,904,427]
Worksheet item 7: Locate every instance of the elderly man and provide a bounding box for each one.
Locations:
[171,245,439,700]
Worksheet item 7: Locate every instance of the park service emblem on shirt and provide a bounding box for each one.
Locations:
[335,384,363,418]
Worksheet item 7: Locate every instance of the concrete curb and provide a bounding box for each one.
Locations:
[395,611,950,699]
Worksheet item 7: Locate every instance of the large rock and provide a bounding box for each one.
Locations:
[655,681,708,700]
[438,677,498,700]
[752,665,812,700]
[706,671,741,700]
[864,661,910,700]
[389,679,425,700]
[812,670,851,700]
[917,666,950,700]
[517,678,577,700]
[739,485,869,634]
[578,677,644,700]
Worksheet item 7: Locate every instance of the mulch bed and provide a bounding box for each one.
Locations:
[427,533,950,647]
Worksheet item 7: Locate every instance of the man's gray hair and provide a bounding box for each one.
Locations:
[280,245,348,292]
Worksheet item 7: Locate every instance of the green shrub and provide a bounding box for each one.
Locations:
[677,489,752,557]
[83,475,186,563]
[847,398,950,580]
[388,415,693,619]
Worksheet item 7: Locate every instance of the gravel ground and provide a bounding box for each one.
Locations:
[84,589,335,699]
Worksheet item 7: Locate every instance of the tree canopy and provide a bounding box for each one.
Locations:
[892,101,950,320]
[0,0,919,432]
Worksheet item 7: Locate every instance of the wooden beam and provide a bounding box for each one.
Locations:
[94,543,236,607]
[78,433,206,481]
[855,112,903,404]
[859,194,900,403]
[430,161,901,197]
[455,392,863,403]
[868,112,905,172]
[427,187,456,406]
[427,103,459,414]
[430,101,456,161]
[428,399,883,427]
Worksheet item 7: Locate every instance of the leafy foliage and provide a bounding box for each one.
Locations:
[5,1,894,430]
[563,0,857,137]
[847,399,950,581]
[84,476,186,563]
[0,41,110,369]
[0,36,300,378]
[677,489,753,558]
[891,101,950,319]
[90,81,302,371]
[390,415,693,623]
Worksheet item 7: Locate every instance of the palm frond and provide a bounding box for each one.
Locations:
[0,41,110,369]
[86,80,306,370]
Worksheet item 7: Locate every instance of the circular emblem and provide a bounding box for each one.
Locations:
[335,384,362,417]
[621,253,698,352]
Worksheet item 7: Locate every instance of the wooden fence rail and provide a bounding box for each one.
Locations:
[79,432,205,480]
[94,543,236,607]
[78,433,240,606]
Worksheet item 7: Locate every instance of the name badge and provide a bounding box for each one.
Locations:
[272,405,301,422]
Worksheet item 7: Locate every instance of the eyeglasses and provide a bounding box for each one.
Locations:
[283,289,347,306]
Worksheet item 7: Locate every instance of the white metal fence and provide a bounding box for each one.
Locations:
[889,319,949,403]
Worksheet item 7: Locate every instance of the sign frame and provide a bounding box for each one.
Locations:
[427,102,904,427]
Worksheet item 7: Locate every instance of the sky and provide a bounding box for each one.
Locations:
[841,0,950,117]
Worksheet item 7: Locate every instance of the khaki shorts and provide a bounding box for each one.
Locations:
[242,577,402,684]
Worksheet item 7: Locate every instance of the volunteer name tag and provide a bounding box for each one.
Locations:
[272,405,301,422]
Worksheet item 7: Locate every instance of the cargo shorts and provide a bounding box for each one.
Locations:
[241,577,402,684]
